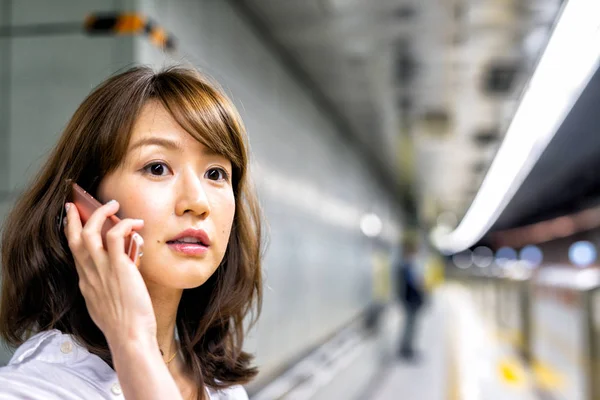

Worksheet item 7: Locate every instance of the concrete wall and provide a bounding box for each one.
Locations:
[0,0,136,197]
[0,0,403,384]
[132,0,401,380]
[0,0,136,364]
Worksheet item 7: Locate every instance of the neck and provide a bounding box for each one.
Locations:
[145,281,183,360]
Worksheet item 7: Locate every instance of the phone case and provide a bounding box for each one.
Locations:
[69,183,143,265]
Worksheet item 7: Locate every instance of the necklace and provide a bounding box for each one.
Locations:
[160,348,179,364]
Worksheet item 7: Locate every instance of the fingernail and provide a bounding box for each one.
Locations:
[135,219,144,224]
[107,199,117,205]
[65,203,71,212]
[63,217,68,226]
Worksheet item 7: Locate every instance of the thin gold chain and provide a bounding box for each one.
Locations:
[165,350,178,364]
[160,347,179,364]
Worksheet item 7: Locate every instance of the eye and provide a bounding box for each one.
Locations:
[143,162,170,177]
[205,167,229,182]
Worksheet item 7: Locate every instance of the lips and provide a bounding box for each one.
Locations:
[168,237,206,245]
[166,228,211,257]
[167,228,211,246]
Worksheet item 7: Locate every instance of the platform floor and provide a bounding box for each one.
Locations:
[368,285,539,400]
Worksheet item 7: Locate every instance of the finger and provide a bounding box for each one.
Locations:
[64,202,86,273]
[64,203,95,280]
[64,202,83,250]
[105,219,145,268]
[80,200,119,265]
[80,201,119,282]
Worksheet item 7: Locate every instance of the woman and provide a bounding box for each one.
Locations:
[0,65,263,400]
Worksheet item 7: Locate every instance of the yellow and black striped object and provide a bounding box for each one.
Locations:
[84,13,176,51]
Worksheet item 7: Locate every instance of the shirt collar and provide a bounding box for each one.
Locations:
[9,330,221,399]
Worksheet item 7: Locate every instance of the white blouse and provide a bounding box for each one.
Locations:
[0,330,248,400]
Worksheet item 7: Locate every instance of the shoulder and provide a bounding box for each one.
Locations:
[0,330,123,399]
[207,384,249,400]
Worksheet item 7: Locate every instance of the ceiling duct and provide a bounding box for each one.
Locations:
[472,160,488,174]
[391,5,416,21]
[452,1,466,45]
[453,2,465,21]
[420,109,451,137]
[398,94,412,114]
[472,128,499,147]
[482,61,520,95]
[394,40,417,85]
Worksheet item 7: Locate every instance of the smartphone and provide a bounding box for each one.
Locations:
[69,182,143,265]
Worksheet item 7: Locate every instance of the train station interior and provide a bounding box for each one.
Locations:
[0,0,598,399]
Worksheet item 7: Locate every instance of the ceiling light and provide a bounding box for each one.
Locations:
[434,0,600,254]
[360,213,383,238]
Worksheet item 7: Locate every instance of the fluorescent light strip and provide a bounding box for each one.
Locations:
[435,0,600,254]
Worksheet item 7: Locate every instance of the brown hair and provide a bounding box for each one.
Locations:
[0,66,262,397]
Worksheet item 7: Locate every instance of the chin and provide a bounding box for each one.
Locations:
[140,254,221,287]
[149,267,218,289]
[176,275,213,289]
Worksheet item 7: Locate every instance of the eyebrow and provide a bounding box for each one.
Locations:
[129,137,183,152]
[129,136,223,157]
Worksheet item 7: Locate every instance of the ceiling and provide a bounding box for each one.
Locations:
[489,63,600,235]
[234,0,564,227]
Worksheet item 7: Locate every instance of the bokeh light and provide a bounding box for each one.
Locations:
[453,250,473,269]
[360,213,382,238]
[473,246,494,268]
[496,247,518,267]
[568,241,597,267]
[519,245,543,267]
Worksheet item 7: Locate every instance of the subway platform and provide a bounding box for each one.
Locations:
[251,279,594,400]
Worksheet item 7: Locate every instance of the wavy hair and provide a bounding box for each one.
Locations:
[0,66,262,397]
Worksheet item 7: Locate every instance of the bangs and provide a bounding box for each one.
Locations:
[151,69,246,178]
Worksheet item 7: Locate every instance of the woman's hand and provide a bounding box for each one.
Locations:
[64,200,183,400]
[63,200,156,349]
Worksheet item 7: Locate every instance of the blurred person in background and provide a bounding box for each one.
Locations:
[396,242,425,361]
[0,66,262,400]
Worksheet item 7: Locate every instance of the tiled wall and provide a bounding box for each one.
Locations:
[0,0,402,379]
[133,0,401,379]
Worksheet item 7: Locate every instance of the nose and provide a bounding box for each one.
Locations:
[174,169,210,218]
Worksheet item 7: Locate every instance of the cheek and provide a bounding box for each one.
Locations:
[216,196,236,240]
[118,186,172,228]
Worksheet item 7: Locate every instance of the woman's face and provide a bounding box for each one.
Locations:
[97,100,236,289]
